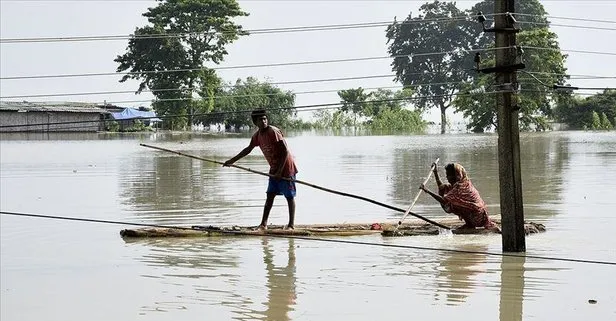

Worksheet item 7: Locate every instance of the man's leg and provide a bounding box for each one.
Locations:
[285,197,295,229]
[259,193,276,230]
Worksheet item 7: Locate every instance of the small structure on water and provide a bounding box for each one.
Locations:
[0,101,108,132]
[109,107,162,131]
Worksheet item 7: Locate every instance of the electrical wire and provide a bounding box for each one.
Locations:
[0,81,471,101]
[0,91,503,130]
[0,48,506,81]
[1,211,614,266]
[3,45,613,81]
[516,13,616,24]
[522,46,616,56]
[2,13,615,44]
[517,21,616,31]
[520,71,616,91]
[1,74,610,100]
[0,16,476,44]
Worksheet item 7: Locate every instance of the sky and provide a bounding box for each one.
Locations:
[1,0,615,123]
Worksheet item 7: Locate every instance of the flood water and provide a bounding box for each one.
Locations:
[1,130,615,321]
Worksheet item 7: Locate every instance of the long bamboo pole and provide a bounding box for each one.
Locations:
[395,158,439,230]
[140,143,450,230]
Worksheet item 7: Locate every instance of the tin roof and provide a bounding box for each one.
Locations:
[0,101,109,113]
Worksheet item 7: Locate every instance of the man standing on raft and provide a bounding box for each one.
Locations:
[223,109,298,230]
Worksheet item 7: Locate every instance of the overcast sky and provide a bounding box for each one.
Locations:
[1,0,615,122]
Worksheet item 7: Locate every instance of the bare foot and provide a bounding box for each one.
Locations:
[257,224,267,231]
[284,225,294,230]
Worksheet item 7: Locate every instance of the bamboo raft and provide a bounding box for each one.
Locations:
[119,218,546,239]
[132,145,546,239]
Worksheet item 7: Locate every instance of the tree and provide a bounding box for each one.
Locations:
[555,89,616,130]
[454,27,567,132]
[600,112,613,130]
[591,111,602,130]
[203,77,296,131]
[115,0,248,129]
[337,88,372,126]
[452,0,567,132]
[332,87,425,132]
[386,1,476,134]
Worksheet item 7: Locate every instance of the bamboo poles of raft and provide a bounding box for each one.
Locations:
[119,220,547,239]
[140,143,451,230]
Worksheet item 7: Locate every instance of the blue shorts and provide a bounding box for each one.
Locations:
[267,175,296,198]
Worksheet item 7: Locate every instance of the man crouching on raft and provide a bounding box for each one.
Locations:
[420,162,499,232]
[223,109,298,230]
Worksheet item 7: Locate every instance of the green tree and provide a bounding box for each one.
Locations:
[554,89,616,130]
[591,111,602,130]
[454,27,567,132]
[386,1,475,134]
[337,88,372,126]
[334,87,425,132]
[370,108,425,132]
[115,0,248,129]
[205,77,296,131]
[600,112,613,130]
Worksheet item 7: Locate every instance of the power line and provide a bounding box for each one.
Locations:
[517,20,616,31]
[524,71,616,79]
[0,16,475,44]
[522,46,616,56]
[1,73,610,100]
[0,81,587,105]
[0,91,502,130]
[0,74,402,99]
[1,211,614,266]
[516,13,616,24]
[0,48,508,81]
[2,89,601,133]
[3,46,613,81]
[2,13,615,44]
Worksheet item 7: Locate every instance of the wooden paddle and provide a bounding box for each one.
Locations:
[395,158,440,229]
[140,143,450,230]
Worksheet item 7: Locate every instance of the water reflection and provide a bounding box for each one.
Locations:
[119,146,257,225]
[499,255,526,321]
[258,238,297,321]
[125,237,298,320]
[433,244,489,305]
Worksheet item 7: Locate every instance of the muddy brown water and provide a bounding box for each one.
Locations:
[1,130,615,321]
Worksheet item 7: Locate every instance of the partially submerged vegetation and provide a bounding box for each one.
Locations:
[114,0,614,133]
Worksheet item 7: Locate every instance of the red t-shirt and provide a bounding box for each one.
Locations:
[250,126,298,177]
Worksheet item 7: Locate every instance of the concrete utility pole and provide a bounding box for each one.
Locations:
[494,0,526,252]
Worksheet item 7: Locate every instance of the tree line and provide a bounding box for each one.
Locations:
[115,0,614,133]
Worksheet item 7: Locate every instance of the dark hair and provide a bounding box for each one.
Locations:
[444,163,456,175]
[251,109,267,122]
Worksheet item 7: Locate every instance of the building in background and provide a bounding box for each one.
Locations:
[0,101,108,132]
[109,107,162,131]
[0,102,162,133]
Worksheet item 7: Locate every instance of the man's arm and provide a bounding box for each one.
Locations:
[273,140,289,177]
[223,144,254,167]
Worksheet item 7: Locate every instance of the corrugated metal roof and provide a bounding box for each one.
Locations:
[0,101,109,113]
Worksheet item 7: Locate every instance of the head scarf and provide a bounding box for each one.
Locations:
[452,163,467,182]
